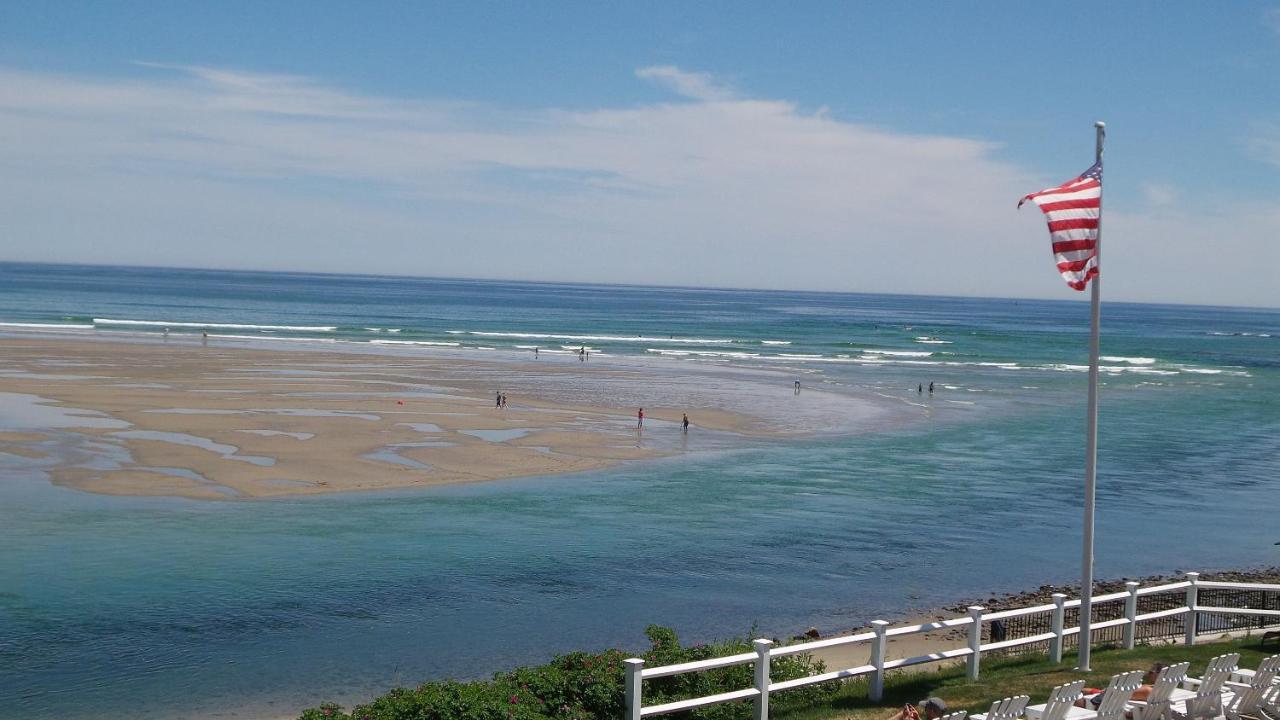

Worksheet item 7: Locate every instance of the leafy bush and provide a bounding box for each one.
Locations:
[299,625,834,720]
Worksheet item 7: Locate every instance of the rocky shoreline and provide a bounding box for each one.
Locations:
[801,567,1280,672]
[941,567,1280,616]
[801,567,1280,645]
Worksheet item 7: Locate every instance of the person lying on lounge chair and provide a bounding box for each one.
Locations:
[1075,663,1166,709]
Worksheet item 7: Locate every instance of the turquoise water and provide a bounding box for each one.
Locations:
[0,263,1277,719]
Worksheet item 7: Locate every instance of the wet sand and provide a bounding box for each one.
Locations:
[0,336,881,500]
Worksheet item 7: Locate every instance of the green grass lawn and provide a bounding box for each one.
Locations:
[773,635,1279,720]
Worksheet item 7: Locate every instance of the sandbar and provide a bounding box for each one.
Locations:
[0,337,882,500]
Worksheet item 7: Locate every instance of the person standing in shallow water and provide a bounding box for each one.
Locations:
[682,413,689,432]
[637,408,644,429]
[917,384,922,394]
[928,382,934,394]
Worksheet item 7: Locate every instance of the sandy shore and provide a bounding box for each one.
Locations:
[0,336,859,500]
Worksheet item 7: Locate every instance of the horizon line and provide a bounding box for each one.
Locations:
[1,259,1276,313]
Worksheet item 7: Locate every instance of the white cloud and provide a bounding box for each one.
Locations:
[1141,183,1178,207]
[1105,202,1280,307]
[0,64,1276,307]
[635,65,735,101]
[131,62,433,120]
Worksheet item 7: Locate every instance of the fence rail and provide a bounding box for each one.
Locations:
[623,574,1280,720]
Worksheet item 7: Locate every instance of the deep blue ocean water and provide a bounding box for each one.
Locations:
[0,262,1277,719]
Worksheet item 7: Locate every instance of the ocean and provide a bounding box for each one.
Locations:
[0,262,1277,719]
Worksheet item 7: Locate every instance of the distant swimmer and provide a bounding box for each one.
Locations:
[682,413,689,432]
[534,347,539,358]
[917,383,923,394]
[637,407,644,429]
[794,380,801,395]
[928,382,934,394]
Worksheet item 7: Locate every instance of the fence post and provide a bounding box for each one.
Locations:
[1050,593,1066,663]
[1123,581,1140,649]
[625,658,644,720]
[869,620,890,702]
[1184,572,1200,646]
[967,606,984,680]
[753,638,773,720]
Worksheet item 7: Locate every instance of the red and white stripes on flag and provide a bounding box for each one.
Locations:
[1018,161,1103,291]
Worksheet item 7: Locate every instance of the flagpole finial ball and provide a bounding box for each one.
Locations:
[1095,121,1106,128]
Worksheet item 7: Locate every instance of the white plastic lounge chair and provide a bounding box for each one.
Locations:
[1224,683,1269,720]
[1229,654,1280,691]
[1130,662,1190,720]
[1257,683,1279,720]
[1184,654,1242,692]
[939,711,969,720]
[1175,653,1240,720]
[1025,681,1087,720]
[971,695,1031,720]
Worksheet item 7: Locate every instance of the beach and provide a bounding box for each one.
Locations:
[0,335,891,500]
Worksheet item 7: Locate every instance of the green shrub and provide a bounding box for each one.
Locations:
[299,625,833,720]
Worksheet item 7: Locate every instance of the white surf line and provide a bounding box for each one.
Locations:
[0,322,95,330]
[465,330,737,344]
[94,318,338,332]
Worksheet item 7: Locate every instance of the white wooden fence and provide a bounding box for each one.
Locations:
[624,573,1280,720]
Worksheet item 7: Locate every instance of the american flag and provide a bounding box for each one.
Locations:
[1019,161,1103,291]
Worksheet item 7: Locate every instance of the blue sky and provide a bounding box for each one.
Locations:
[2,2,1279,306]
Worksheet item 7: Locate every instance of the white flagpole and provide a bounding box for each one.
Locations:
[1077,120,1105,671]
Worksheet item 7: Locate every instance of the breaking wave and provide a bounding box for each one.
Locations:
[94,318,338,332]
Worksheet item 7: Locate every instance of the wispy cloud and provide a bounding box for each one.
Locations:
[1141,183,1178,207]
[0,64,1275,305]
[635,65,735,101]
[131,62,428,120]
